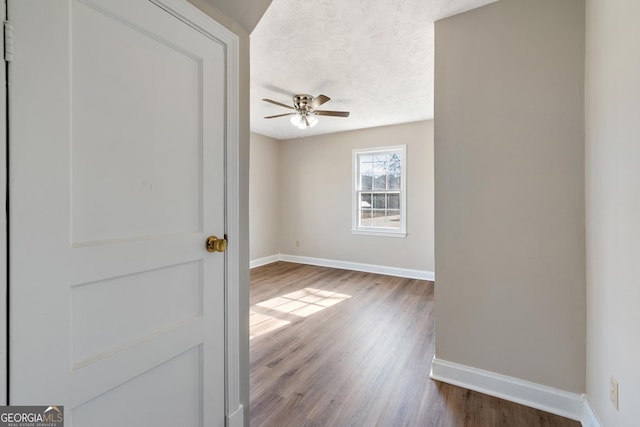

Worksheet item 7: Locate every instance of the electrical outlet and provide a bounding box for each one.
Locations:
[610,376,619,410]
[296,240,300,247]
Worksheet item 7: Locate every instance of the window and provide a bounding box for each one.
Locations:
[352,145,406,237]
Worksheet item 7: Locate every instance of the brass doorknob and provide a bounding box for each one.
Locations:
[206,235,227,253]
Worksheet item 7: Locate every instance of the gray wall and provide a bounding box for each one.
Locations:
[276,120,435,273]
[585,0,640,424]
[249,132,281,261]
[434,0,586,392]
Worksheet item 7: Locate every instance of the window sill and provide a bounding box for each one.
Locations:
[352,230,407,238]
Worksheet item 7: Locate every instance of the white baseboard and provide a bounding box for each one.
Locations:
[250,253,435,281]
[249,254,280,269]
[582,398,603,427]
[226,404,244,427]
[278,253,435,281]
[429,357,584,422]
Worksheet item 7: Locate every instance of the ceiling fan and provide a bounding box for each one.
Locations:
[263,94,350,129]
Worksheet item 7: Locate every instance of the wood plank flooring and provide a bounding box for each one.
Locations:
[250,262,580,427]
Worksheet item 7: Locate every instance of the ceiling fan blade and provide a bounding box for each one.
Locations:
[264,113,296,119]
[314,110,350,117]
[262,98,294,109]
[309,94,330,109]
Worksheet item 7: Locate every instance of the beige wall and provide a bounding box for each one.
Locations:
[585,0,640,424]
[275,121,435,273]
[187,1,251,423]
[249,132,281,260]
[434,0,586,393]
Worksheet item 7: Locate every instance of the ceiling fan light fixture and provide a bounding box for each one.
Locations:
[290,113,318,129]
[290,114,303,129]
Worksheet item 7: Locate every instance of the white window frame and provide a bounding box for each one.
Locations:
[352,145,407,237]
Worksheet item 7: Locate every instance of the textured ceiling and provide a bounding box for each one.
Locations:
[250,0,497,140]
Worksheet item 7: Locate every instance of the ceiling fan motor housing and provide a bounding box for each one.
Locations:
[293,94,315,113]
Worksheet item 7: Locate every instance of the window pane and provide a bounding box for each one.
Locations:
[360,193,372,208]
[388,152,401,189]
[370,210,384,227]
[374,174,387,190]
[387,209,401,223]
[387,193,399,209]
[373,193,386,209]
[389,152,401,163]
[359,156,373,190]
[386,211,401,229]
[372,161,386,190]
[370,210,400,229]
[359,209,372,227]
[369,211,393,228]
[361,174,373,190]
[388,172,400,190]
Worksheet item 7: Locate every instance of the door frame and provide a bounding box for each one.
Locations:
[1,0,242,422]
[0,0,7,407]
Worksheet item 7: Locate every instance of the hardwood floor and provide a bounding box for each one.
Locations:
[250,262,580,427]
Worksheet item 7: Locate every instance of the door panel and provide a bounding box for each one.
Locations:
[70,261,203,365]
[71,0,204,244]
[9,1,226,425]
[72,347,203,427]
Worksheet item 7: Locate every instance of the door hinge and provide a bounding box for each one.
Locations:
[4,20,13,62]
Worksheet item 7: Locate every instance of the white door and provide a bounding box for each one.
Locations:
[9,0,228,425]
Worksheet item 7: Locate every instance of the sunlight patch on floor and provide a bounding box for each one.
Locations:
[250,288,351,339]
[257,288,351,317]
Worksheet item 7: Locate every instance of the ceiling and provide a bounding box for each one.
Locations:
[250,0,497,140]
